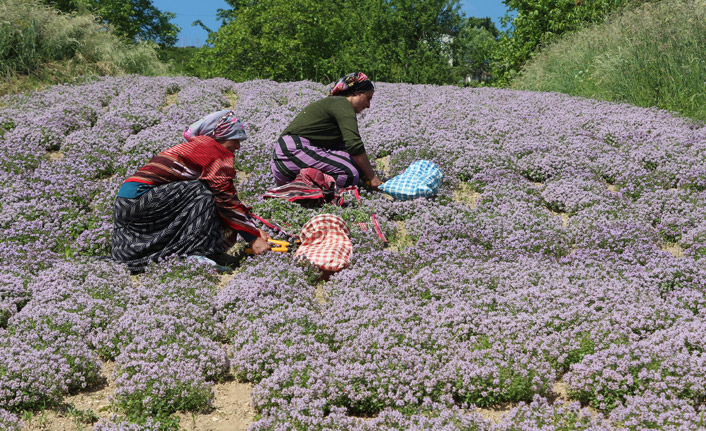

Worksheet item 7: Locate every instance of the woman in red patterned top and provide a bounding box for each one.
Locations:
[112,110,270,272]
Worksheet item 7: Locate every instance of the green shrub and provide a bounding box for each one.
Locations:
[512,0,706,122]
[157,47,210,78]
[0,0,166,94]
[195,0,464,85]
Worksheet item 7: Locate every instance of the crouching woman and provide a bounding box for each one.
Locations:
[270,72,383,189]
[111,110,270,271]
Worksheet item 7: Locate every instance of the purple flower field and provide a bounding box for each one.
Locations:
[1,76,705,430]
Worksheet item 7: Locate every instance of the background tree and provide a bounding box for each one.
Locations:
[43,0,179,46]
[452,17,498,85]
[196,0,465,85]
[197,0,345,82]
[378,0,464,83]
[466,17,500,38]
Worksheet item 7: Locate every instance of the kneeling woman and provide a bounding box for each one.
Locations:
[112,110,270,271]
[270,72,383,189]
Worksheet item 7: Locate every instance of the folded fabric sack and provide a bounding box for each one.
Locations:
[379,160,443,201]
[294,214,352,272]
[264,168,345,207]
[264,168,362,208]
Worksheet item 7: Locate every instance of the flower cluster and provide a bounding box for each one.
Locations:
[108,260,229,420]
[0,409,23,431]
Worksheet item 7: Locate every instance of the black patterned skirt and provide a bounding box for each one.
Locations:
[111,180,225,270]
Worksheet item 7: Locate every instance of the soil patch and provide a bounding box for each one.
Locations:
[475,402,515,423]
[315,282,327,305]
[375,155,391,178]
[663,243,684,258]
[553,211,570,229]
[175,379,254,431]
[546,208,570,229]
[218,271,237,289]
[551,381,569,401]
[224,91,238,109]
[47,150,64,161]
[475,380,578,424]
[165,93,178,107]
[235,171,252,185]
[21,355,255,431]
[453,182,482,208]
[23,361,116,431]
[388,220,414,252]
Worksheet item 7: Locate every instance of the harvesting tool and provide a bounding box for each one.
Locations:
[245,238,299,255]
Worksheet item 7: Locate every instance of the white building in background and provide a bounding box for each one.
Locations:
[440,34,455,67]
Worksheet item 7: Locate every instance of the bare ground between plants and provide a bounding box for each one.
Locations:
[22,360,254,431]
[47,150,64,161]
[474,381,598,423]
[19,350,578,430]
[173,379,254,431]
[24,361,117,431]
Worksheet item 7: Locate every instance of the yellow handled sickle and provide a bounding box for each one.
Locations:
[245,239,298,255]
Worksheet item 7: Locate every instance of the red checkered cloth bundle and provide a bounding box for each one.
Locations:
[294,214,352,272]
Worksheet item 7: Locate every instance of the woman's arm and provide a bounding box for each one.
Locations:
[352,152,383,188]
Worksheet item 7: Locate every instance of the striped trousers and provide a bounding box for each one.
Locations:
[270,135,360,189]
[111,180,225,270]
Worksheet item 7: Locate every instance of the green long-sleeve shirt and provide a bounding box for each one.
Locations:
[281,96,365,156]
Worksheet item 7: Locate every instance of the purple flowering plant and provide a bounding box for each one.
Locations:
[0,408,23,431]
[1,75,705,429]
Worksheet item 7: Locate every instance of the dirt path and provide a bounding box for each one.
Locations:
[23,361,116,431]
[175,379,255,431]
[22,356,254,431]
[475,380,577,423]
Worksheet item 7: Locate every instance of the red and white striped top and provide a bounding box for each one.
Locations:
[125,135,259,237]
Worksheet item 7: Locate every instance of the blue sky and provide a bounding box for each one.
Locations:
[151,0,510,47]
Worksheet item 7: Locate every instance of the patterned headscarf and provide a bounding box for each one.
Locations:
[329,72,375,96]
[183,109,248,142]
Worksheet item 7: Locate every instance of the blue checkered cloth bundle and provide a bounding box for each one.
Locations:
[379,160,443,201]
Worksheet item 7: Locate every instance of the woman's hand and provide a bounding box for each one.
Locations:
[352,152,383,191]
[258,229,272,241]
[368,176,383,189]
[249,234,271,255]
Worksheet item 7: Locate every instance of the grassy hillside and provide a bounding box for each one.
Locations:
[511,0,706,122]
[0,0,166,95]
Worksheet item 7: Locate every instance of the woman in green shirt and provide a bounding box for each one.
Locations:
[270,72,383,189]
